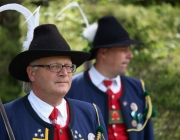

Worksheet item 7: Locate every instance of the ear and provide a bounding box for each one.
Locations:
[98,48,107,59]
[27,66,36,82]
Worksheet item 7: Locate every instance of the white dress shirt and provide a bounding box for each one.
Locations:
[89,65,121,93]
[28,91,67,127]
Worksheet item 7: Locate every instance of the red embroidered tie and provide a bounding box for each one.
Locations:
[103,80,113,88]
[49,108,60,140]
[103,80,114,109]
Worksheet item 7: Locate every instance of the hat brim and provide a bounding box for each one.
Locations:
[88,39,143,60]
[9,50,91,82]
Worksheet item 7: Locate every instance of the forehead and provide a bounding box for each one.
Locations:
[102,46,130,53]
[34,56,72,63]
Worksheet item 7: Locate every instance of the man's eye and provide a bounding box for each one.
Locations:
[65,65,71,69]
[51,65,59,69]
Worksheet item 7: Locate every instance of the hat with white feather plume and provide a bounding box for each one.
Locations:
[56,2,142,60]
[0,3,90,82]
[87,15,143,60]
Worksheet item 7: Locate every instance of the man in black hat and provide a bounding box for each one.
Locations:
[0,24,108,140]
[66,15,155,140]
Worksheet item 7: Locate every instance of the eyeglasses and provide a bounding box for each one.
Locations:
[30,63,76,73]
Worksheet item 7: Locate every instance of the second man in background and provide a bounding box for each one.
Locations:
[66,15,155,140]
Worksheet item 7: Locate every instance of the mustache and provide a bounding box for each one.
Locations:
[122,61,130,64]
[54,79,69,83]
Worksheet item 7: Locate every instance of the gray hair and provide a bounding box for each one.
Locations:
[23,60,38,93]
[23,82,32,93]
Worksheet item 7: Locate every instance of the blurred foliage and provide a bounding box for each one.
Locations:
[0,0,22,103]
[1,0,180,139]
[0,28,22,102]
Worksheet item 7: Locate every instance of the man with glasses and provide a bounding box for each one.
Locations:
[0,24,107,140]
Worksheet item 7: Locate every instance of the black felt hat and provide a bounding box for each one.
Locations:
[9,24,91,82]
[88,15,143,60]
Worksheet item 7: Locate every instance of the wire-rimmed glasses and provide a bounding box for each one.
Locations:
[30,63,76,73]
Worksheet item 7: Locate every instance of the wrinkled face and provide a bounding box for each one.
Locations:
[102,46,133,77]
[27,56,72,99]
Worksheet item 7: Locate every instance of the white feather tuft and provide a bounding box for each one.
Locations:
[23,6,41,51]
[82,22,98,43]
[56,2,99,43]
[0,4,40,51]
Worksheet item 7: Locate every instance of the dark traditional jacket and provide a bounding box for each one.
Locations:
[0,94,108,140]
[66,71,155,140]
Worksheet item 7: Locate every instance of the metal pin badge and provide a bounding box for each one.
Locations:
[88,133,95,140]
[123,101,127,106]
[130,102,138,111]
[137,123,143,129]
[131,119,137,127]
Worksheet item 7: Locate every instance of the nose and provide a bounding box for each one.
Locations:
[58,67,68,76]
[126,46,133,59]
[128,50,133,59]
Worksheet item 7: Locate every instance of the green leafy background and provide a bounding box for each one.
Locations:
[1,0,180,139]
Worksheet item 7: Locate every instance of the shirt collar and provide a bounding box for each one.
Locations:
[89,65,121,87]
[28,91,67,119]
[89,65,105,86]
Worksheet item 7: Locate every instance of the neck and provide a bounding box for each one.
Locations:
[94,63,116,79]
[32,90,63,107]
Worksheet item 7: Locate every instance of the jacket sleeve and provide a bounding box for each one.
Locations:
[144,118,155,140]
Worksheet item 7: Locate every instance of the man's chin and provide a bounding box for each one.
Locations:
[119,69,127,75]
[54,86,69,93]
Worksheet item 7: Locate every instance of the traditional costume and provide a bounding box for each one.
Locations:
[66,15,155,140]
[0,94,106,140]
[0,4,108,140]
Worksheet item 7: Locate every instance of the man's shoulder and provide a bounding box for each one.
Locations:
[66,97,97,111]
[67,97,91,106]
[3,97,23,118]
[121,74,140,83]
[4,97,22,109]
[66,97,101,117]
[121,75,144,91]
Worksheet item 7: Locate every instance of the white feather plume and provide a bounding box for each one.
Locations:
[56,2,89,28]
[23,6,41,51]
[0,4,40,51]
